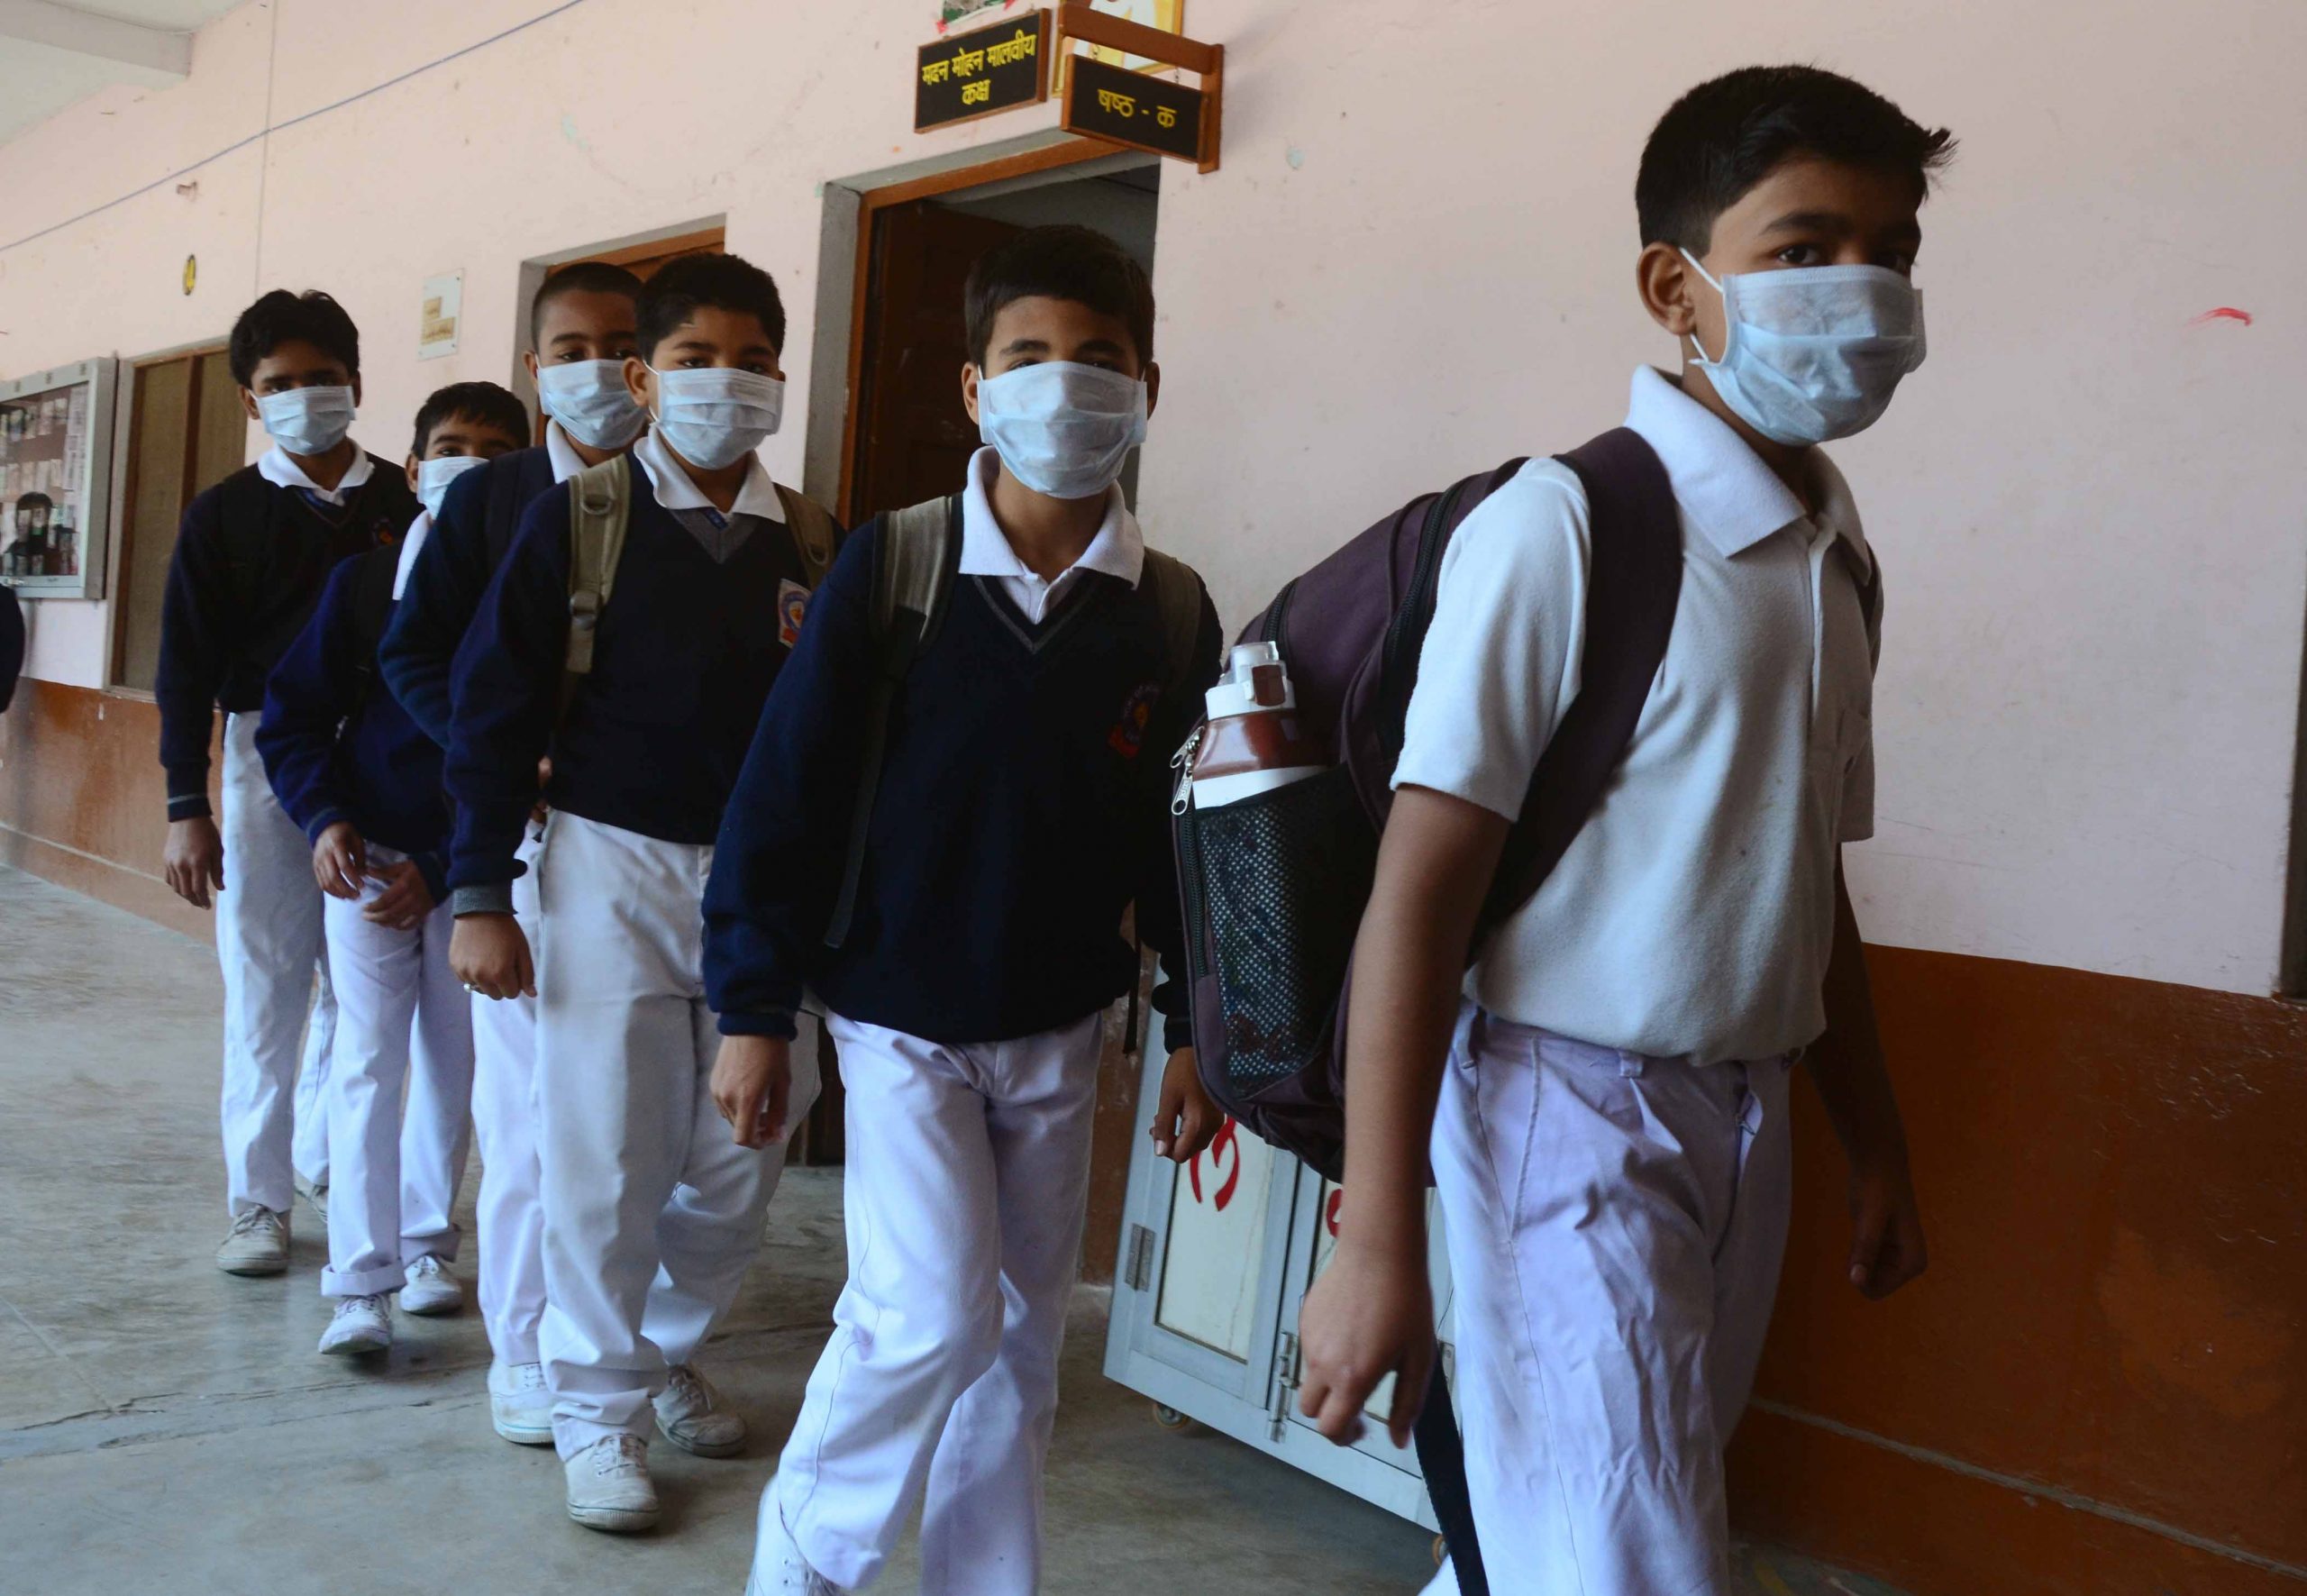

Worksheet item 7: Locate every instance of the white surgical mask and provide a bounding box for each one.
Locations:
[975,361,1147,500]
[648,366,782,470]
[536,359,647,451]
[1682,252,1926,447]
[415,453,488,518]
[256,385,357,456]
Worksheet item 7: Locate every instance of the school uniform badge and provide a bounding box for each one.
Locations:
[1108,681,1162,758]
[777,579,811,648]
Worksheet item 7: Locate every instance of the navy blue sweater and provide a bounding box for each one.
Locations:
[378,444,557,747]
[257,547,451,900]
[702,515,1221,1047]
[155,460,416,818]
[444,479,815,907]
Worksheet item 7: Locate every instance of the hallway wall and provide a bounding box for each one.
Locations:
[2,4,2302,1591]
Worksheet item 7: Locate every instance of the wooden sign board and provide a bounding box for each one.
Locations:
[916,9,1052,132]
[1053,2,1220,171]
[1063,55,1203,163]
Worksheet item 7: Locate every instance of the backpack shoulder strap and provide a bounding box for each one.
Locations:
[773,483,844,592]
[1480,427,1682,932]
[562,453,633,682]
[825,497,960,952]
[1137,547,1208,706]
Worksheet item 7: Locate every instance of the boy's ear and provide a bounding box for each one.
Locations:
[960,362,982,426]
[1636,243,1701,338]
[623,356,654,414]
[524,350,541,384]
[404,453,422,492]
[239,388,260,423]
[1143,360,1162,422]
[351,376,364,408]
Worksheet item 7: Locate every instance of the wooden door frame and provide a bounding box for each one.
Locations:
[830,137,1143,524]
[106,338,229,697]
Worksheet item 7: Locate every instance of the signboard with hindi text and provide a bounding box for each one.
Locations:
[1062,52,1204,163]
[916,9,1051,132]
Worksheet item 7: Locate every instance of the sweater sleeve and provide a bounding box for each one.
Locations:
[442,491,570,913]
[702,521,883,1038]
[153,489,233,819]
[256,561,361,844]
[1137,588,1226,1054]
[379,461,497,748]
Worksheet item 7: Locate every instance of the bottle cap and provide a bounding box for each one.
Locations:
[1205,640,1296,719]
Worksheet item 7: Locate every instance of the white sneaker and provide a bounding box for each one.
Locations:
[746,1490,848,1594]
[318,1294,392,1355]
[564,1434,659,1534]
[215,1206,290,1276]
[488,1359,554,1446]
[398,1254,464,1317]
[654,1362,747,1457]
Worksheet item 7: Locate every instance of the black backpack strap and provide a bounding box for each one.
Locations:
[824,497,961,951]
[1412,1360,1490,1596]
[1378,458,1531,765]
[1481,428,1682,931]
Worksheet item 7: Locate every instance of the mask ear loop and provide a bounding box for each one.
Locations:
[1679,249,1730,366]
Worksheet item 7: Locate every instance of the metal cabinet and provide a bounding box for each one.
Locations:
[1102,1041,1456,1529]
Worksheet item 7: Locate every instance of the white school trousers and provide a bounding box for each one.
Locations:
[1431,1008,1793,1596]
[532,812,818,1457]
[771,1008,1104,1595]
[319,850,475,1296]
[470,826,547,1363]
[217,712,336,1217]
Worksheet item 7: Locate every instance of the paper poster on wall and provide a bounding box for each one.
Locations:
[0,358,117,598]
[937,0,1021,32]
[418,271,462,360]
[1083,0,1183,70]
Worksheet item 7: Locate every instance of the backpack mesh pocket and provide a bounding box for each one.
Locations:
[1191,766,1377,1090]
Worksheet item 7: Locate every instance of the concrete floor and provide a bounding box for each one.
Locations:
[0,865,1905,1595]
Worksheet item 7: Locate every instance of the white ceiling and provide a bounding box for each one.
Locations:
[0,1,247,145]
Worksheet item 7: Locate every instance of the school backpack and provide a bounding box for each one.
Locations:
[559,451,844,691]
[1173,429,1691,1183]
[824,494,1208,951]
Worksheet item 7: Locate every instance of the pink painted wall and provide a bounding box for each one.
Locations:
[2,0,2302,999]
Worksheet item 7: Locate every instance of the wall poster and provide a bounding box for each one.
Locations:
[0,359,118,599]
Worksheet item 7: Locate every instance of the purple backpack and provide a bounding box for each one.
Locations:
[1171,428,1684,1180]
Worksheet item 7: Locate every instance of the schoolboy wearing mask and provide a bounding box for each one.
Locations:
[443,252,837,1534]
[255,380,526,1356]
[1294,67,1943,1594]
[702,224,1226,1596]
[156,287,416,1279]
[379,260,651,1452]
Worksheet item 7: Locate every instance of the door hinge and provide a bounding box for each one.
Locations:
[1269,1330,1301,1440]
[1125,1224,1156,1292]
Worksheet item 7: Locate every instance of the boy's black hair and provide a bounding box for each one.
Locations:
[963,225,1154,369]
[530,260,645,349]
[635,253,786,360]
[228,288,361,388]
[1637,66,1956,254]
[409,381,532,459]
[15,492,53,515]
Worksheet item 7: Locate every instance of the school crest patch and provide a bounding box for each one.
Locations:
[1108,681,1162,759]
[777,579,811,648]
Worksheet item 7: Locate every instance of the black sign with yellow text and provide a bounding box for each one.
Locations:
[916,10,1051,132]
[1062,52,1205,163]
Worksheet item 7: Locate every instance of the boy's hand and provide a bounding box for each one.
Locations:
[312,822,366,900]
[1149,1047,1222,1162]
[451,912,533,1000]
[361,857,435,931]
[165,816,225,908]
[1297,1236,1435,1450]
[1847,1149,1929,1300]
[712,1034,793,1150]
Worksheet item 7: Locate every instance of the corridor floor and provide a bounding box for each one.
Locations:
[0,865,1907,1595]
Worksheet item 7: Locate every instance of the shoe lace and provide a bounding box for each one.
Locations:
[596,1433,648,1477]
[664,1363,707,1409]
[514,1362,549,1392]
[406,1254,444,1280]
[336,1293,386,1318]
[229,1207,283,1237]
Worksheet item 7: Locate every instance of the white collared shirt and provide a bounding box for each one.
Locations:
[543,419,589,485]
[390,507,430,599]
[1392,367,1880,1065]
[633,427,785,524]
[959,445,1144,623]
[258,442,375,505]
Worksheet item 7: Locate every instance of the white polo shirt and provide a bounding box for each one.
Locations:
[634,427,786,523]
[960,445,1144,621]
[1392,367,1880,1065]
[258,441,374,504]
